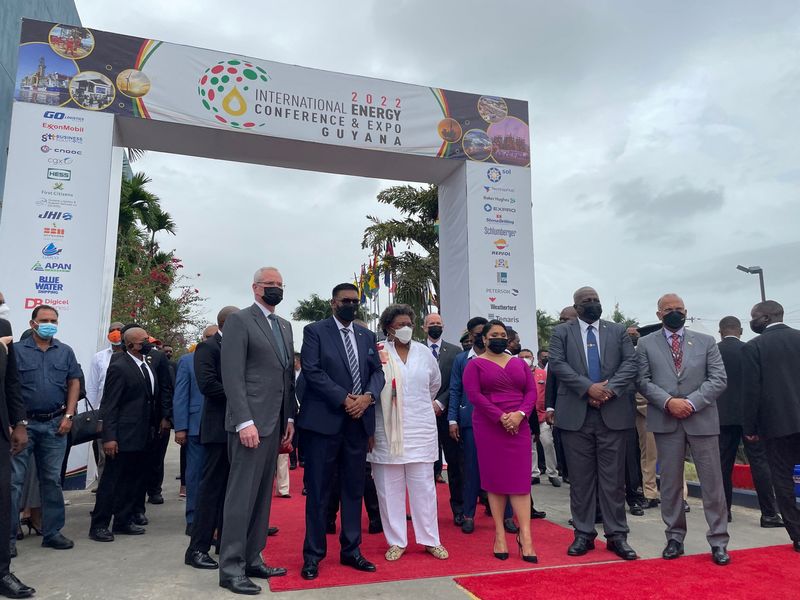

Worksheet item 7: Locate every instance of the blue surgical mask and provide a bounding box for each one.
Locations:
[36,323,58,339]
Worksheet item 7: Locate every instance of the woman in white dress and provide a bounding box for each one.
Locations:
[369,304,448,561]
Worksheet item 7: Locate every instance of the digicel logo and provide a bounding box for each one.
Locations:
[24,297,70,309]
[494,239,508,250]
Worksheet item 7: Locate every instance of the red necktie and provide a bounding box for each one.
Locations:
[671,333,683,371]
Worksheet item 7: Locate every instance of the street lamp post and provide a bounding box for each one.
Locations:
[736,265,766,302]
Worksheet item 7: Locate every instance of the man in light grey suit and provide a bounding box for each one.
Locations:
[218,267,296,595]
[548,286,639,560]
[637,293,729,566]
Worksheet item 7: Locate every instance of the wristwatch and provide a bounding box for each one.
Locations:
[364,392,376,405]
[15,419,28,428]
[518,410,526,418]
[64,414,74,421]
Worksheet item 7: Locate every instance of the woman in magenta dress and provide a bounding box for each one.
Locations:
[463,319,537,562]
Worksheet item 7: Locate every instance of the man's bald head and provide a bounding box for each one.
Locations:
[202,325,219,340]
[573,286,598,304]
[217,306,239,329]
[657,293,684,311]
[123,327,148,346]
[559,306,578,322]
[750,300,784,334]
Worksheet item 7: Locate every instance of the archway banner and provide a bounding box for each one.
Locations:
[16,19,530,167]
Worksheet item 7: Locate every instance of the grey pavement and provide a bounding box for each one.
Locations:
[9,446,791,599]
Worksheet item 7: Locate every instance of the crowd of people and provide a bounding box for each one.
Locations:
[0,272,799,597]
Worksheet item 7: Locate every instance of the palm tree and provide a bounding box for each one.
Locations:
[292,294,332,322]
[362,185,439,323]
[536,309,559,350]
[142,205,177,262]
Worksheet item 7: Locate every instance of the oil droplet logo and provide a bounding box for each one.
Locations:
[197,59,269,129]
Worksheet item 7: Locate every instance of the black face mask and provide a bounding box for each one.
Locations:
[487,338,508,354]
[578,301,603,322]
[139,342,154,355]
[335,303,359,323]
[628,334,639,347]
[540,357,549,367]
[662,310,686,331]
[473,335,485,350]
[750,317,768,334]
[427,325,443,340]
[262,287,283,306]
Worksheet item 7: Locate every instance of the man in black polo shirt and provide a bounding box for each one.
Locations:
[9,305,81,556]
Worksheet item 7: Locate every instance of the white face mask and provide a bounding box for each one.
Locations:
[0,304,9,319]
[522,357,533,367]
[392,326,413,345]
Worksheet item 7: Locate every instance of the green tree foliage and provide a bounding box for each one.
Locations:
[611,302,639,328]
[292,293,369,323]
[111,172,204,348]
[362,185,438,333]
[536,309,559,350]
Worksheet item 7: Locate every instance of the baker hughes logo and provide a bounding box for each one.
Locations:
[198,59,270,129]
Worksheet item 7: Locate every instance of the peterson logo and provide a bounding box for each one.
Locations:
[198,59,270,129]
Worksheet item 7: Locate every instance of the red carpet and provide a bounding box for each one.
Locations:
[455,544,800,600]
[265,468,619,592]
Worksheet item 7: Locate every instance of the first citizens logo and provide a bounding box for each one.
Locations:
[198,59,269,129]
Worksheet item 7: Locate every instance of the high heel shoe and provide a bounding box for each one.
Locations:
[21,517,43,537]
[517,534,538,563]
[493,535,509,560]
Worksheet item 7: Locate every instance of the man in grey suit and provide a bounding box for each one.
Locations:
[548,287,639,560]
[637,293,729,566]
[218,267,296,595]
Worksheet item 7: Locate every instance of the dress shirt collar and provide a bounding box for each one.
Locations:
[333,315,354,333]
[467,347,477,359]
[427,338,442,348]
[254,300,275,320]
[663,327,686,341]
[722,335,739,339]
[126,351,146,368]
[578,318,600,335]
[766,322,782,329]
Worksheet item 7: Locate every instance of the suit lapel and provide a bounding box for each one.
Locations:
[276,315,291,365]
[681,330,698,376]
[354,325,370,380]
[568,320,588,374]
[326,318,352,373]
[599,320,609,366]
[250,303,283,364]
[126,353,152,397]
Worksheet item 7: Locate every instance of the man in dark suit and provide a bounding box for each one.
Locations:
[743,300,800,553]
[548,287,639,561]
[89,327,158,542]
[218,269,295,594]
[716,316,781,527]
[0,318,35,598]
[185,307,237,570]
[638,293,729,565]
[546,306,579,482]
[298,283,384,581]
[424,313,464,525]
[142,343,174,506]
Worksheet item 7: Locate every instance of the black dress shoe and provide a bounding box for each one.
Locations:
[113,523,145,535]
[89,528,115,542]
[42,533,74,549]
[453,513,465,527]
[461,517,475,534]
[326,521,336,534]
[728,512,733,523]
[662,539,684,560]
[567,537,595,556]
[301,560,318,580]
[644,498,660,509]
[630,505,645,516]
[793,541,800,553]
[148,493,164,505]
[760,515,784,528]
[531,508,547,519]
[245,564,287,578]
[711,546,730,565]
[302,487,307,496]
[549,476,562,487]
[185,549,218,569]
[340,553,376,572]
[0,573,35,598]
[131,513,148,526]
[267,526,279,536]
[368,520,383,534]
[683,501,690,513]
[531,477,541,485]
[504,518,519,534]
[219,575,261,595]
[607,539,638,560]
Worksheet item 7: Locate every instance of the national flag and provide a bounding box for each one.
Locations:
[383,241,393,287]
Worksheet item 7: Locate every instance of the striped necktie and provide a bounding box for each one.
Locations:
[341,328,362,395]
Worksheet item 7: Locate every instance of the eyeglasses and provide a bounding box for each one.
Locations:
[337,298,360,305]
[256,281,285,289]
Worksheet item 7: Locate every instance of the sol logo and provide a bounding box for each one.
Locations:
[198,59,269,129]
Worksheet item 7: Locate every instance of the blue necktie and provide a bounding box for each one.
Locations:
[586,325,601,382]
[431,343,439,359]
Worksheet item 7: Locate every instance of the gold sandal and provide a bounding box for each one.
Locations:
[385,545,406,561]
[426,545,449,560]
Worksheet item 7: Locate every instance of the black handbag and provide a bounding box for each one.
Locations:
[71,397,102,445]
